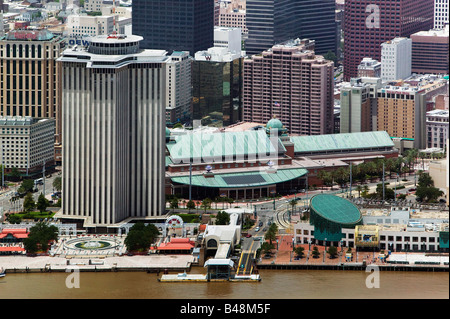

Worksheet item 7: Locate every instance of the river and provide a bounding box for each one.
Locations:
[0,267,447,299]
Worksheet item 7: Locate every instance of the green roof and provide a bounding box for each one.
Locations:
[267,118,284,129]
[310,194,362,225]
[171,168,308,188]
[167,130,285,164]
[290,131,394,154]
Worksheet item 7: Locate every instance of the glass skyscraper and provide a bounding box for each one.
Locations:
[132,0,214,56]
[245,0,337,56]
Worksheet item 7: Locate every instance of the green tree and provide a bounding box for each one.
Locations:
[21,179,35,193]
[415,172,443,202]
[294,246,305,258]
[6,213,22,224]
[36,193,49,213]
[312,246,320,258]
[124,222,160,252]
[53,176,62,192]
[186,200,196,211]
[23,222,59,253]
[170,198,179,212]
[327,245,338,259]
[261,242,274,255]
[215,211,230,225]
[289,199,298,214]
[265,223,278,246]
[22,193,36,212]
[324,50,338,64]
[200,198,212,212]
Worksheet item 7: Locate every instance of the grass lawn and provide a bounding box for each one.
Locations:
[15,211,55,220]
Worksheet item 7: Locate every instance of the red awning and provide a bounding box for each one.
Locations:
[0,247,26,252]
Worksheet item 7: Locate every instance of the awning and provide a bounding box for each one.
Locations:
[171,168,308,189]
[0,247,26,252]
[204,259,234,268]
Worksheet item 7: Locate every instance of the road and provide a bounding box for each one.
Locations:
[0,168,61,217]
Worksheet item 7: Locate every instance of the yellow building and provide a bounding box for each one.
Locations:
[0,28,65,163]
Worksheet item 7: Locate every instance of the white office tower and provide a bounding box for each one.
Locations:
[381,37,412,82]
[58,34,167,228]
[434,0,449,29]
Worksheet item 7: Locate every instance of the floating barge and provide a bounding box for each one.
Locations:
[158,272,261,282]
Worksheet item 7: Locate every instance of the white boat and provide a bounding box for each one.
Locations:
[0,267,5,278]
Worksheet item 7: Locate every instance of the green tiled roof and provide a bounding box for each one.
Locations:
[290,131,394,153]
[171,168,308,188]
[310,194,362,225]
[167,130,285,164]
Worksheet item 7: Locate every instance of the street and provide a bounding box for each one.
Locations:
[0,167,61,217]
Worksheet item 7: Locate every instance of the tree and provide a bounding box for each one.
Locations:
[324,50,338,64]
[327,245,338,259]
[261,242,274,255]
[215,211,230,225]
[170,198,179,212]
[289,199,298,214]
[36,193,49,213]
[294,246,305,258]
[6,213,22,224]
[124,222,160,252]
[200,198,212,212]
[355,185,363,198]
[22,193,36,212]
[21,179,35,193]
[415,172,443,202]
[23,222,59,253]
[53,176,62,192]
[376,183,395,200]
[312,246,320,258]
[186,200,196,211]
[265,223,278,246]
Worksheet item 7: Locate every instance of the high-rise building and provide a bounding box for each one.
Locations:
[58,34,167,228]
[193,46,243,127]
[434,0,449,29]
[343,0,434,81]
[245,0,337,56]
[165,51,192,125]
[411,25,449,75]
[340,77,382,134]
[0,29,65,163]
[381,37,412,82]
[243,39,334,136]
[132,0,214,56]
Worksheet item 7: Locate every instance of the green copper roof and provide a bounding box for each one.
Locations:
[266,118,283,129]
[167,130,285,164]
[290,131,394,153]
[310,194,362,225]
[171,168,308,188]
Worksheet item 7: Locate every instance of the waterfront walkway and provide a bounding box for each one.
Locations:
[257,235,449,270]
[0,254,195,273]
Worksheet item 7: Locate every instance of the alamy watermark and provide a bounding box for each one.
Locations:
[365,265,380,289]
[65,266,80,289]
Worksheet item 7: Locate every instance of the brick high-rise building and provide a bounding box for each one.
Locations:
[343,0,434,81]
[411,25,449,75]
[243,39,334,136]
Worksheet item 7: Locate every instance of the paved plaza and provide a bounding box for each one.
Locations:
[258,235,449,268]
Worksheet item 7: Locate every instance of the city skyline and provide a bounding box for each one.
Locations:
[0,0,448,306]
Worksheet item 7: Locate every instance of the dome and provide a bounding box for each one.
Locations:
[266,117,283,130]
